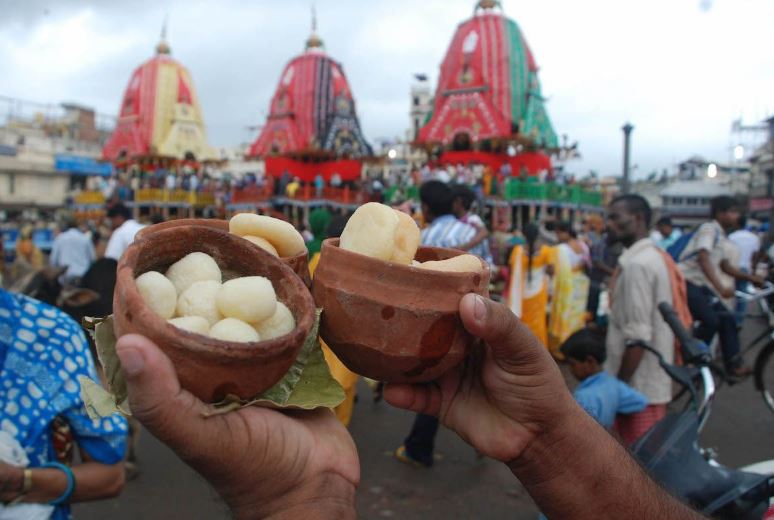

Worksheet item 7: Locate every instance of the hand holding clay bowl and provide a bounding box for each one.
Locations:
[312,203,489,383]
[114,225,315,402]
[135,217,312,287]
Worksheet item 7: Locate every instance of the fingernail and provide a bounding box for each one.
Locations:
[117,347,144,376]
[473,295,487,322]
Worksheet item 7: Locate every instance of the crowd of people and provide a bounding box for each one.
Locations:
[1,170,772,517]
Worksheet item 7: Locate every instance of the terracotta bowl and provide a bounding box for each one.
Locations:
[135,218,311,287]
[114,226,315,402]
[312,238,489,383]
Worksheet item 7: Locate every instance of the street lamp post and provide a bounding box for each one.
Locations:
[621,122,634,195]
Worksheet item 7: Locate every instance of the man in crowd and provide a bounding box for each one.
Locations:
[50,217,95,285]
[652,216,681,250]
[678,196,763,377]
[729,216,762,324]
[451,183,493,265]
[587,233,621,322]
[604,194,675,445]
[395,180,476,467]
[104,203,145,262]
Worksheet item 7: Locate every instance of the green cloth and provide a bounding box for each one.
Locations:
[307,209,332,257]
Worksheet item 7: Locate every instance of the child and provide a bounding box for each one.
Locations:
[560,329,648,429]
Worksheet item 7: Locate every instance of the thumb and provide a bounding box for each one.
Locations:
[115,334,211,458]
[458,294,550,373]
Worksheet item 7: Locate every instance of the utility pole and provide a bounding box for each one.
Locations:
[621,122,634,194]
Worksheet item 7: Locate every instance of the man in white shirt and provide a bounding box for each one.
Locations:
[729,218,761,274]
[729,216,762,324]
[50,219,95,284]
[604,194,674,445]
[678,197,763,376]
[105,204,145,261]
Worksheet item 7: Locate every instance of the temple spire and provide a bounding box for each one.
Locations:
[305,5,324,50]
[156,16,171,55]
[476,0,501,12]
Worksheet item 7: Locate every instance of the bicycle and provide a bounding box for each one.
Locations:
[701,281,774,415]
[632,303,774,518]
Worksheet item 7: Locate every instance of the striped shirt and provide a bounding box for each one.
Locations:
[421,214,476,249]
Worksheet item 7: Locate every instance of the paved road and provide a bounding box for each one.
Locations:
[76,322,774,519]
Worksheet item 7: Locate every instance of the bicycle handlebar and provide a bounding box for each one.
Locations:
[657,302,711,365]
[735,281,774,301]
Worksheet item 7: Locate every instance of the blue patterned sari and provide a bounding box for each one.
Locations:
[0,289,127,519]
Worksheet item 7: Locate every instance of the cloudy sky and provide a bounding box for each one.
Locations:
[1,0,772,178]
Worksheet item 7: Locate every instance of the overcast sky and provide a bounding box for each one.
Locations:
[1,0,772,178]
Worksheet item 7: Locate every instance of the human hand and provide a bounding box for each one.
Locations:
[384,294,576,464]
[0,462,23,503]
[750,275,766,288]
[720,286,736,299]
[115,334,359,519]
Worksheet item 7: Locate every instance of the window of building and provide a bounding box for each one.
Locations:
[671,197,684,205]
[413,96,420,107]
[9,173,15,194]
[686,197,698,205]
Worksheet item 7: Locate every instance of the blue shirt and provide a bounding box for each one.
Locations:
[0,289,127,519]
[421,214,476,248]
[573,372,648,429]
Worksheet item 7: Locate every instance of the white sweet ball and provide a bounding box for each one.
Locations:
[135,271,177,319]
[167,316,210,335]
[253,302,295,340]
[165,252,222,294]
[216,276,277,323]
[417,254,484,273]
[339,202,399,261]
[229,213,306,257]
[242,235,279,257]
[389,209,421,264]
[209,318,261,343]
[176,280,223,325]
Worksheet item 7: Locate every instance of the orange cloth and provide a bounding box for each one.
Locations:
[656,249,693,365]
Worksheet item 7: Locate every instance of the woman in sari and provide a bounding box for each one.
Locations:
[547,221,591,358]
[507,223,556,347]
[0,288,127,519]
[15,226,44,269]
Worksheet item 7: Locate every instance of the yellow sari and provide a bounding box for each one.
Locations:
[308,252,359,427]
[547,243,590,358]
[507,244,556,347]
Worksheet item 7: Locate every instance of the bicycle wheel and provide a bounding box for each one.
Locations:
[753,341,774,414]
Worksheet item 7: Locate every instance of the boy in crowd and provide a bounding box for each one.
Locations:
[561,328,648,430]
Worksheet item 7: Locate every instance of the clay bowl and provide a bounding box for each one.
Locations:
[135,218,311,288]
[114,225,315,402]
[312,238,489,383]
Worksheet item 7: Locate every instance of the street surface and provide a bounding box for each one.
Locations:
[77,321,774,519]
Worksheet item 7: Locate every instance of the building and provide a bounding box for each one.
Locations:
[416,0,557,176]
[409,76,432,142]
[748,117,774,226]
[247,12,372,183]
[656,156,753,225]
[102,31,217,162]
[659,181,728,226]
[0,97,112,216]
